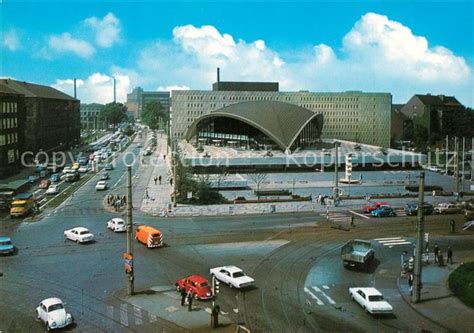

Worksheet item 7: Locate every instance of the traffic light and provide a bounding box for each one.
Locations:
[214,278,220,295]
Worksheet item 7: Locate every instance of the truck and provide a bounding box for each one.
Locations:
[10,192,36,217]
[341,239,375,270]
[135,225,163,248]
[0,180,31,211]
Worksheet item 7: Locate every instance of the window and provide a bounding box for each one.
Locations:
[0,135,4,145]
[8,149,16,163]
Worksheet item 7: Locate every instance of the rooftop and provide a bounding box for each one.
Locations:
[0,79,76,101]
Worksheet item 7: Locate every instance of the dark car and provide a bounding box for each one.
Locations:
[100,173,110,180]
[404,201,434,216]
[50,173,61,183]
[371,206,396,217]
[65,171,80,182]
[105,163,114,171]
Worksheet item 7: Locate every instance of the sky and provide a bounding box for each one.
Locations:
[1,1,473,106]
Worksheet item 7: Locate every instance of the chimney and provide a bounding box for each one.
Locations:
[217,67,220,83]
[113,77,116,103]
[73,78,77,99]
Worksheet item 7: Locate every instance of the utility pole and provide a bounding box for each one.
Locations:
[172,139,177,207]
[125,166,134,295]
[471,138,474,182]
[455,137,460,195]
[412,171,425,303]
[445,135,448,174]
[334,141,339,200]
[461,137,465,192]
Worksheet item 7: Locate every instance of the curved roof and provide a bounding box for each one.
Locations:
[185,101,323,151]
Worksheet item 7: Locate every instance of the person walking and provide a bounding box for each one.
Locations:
[447,246,453,264]
[158,175,162,184]
[180,288,187,306]
[408,273,414,295]
[187,291,193,312]
[434,243,440,263]
[170,178,173,187]
[450,219,455,233]
[350,214,355,227]
[154,176,158,185]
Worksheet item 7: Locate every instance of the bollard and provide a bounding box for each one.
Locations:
[210,305,220,328]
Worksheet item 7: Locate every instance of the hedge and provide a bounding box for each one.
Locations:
[448,262,474,308]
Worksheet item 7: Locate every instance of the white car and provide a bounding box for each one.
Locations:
[349,287,393,315]
[36,297,73,330]
[434,203,461,214]
[62,167,73,174]
[209,265,255,289]
[78,166,89,173]
[45,185,60,195]
[107,218,126,232]
[64,227,94,243]
[95,181,108,191]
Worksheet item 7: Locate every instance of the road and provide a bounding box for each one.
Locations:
[1,136,473,332]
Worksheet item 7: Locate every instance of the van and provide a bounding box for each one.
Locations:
[134,225,163,248]
[10,193,36,217]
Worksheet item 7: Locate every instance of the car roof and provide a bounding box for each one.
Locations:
[41,297,63,307]
[187,275,208,283]
[111,218,125,223]
[0,236,11,241]
[221,265,242,273]
[137,225,160,234]
[354,287,382,296]
[72,227,89,232]
[97,181,106,184]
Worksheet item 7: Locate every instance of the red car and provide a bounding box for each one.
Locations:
[175,275,213,300]
[39,179,51,189]
[363,201,389,213]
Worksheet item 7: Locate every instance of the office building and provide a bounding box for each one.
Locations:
[80,103,105,130]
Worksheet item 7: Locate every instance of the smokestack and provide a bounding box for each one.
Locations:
[113,77,116,103]
[217,68,220,83]
[73,78,77,99]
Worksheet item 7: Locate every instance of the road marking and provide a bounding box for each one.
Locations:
[149,314,157,322]
[34,189,42,195]
[205,307,212,314]
[304,287,324,305]
[312,286,336,305]
[374,237,404,241]
[349,210,370,219]
[133,306,143,325]
[322,285,330,290]
[120,304,129,326]
[107,305,114,318]
[233,308,239,313]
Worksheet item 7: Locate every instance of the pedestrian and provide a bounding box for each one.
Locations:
[35,201,40,214]
[163,154,166,160]
[187,291,193,311]
[450,219,455,233]
[144,189,149,200]
[408,273,414,295]
[123,195,126,204]
[434,243,440,263]
[350,214,355,227]
[180,288,187,306]
[170,178,173,187]
[447,246,453,264]
[158,175,162,184]
[321,196,325,206]
[154,176,157,185]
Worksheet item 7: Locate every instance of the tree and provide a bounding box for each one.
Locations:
[248,173,268,200]
[142,101,167,130]
[99,102,127,131]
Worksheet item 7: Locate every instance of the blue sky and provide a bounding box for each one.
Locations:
[2,1,473,106]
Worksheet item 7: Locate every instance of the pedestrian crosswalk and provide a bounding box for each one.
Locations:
[105,302,158,328]
[374,237,412,248]
[320,212,350,223]
[304,285,337,306]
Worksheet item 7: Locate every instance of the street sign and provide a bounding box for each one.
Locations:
[123,253,133,273]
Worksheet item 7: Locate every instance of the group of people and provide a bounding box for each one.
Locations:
[180,288,195,312]
[106,194,126,211]
[432,243,454,265]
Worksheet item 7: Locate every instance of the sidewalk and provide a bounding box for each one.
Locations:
[397,251,474,333]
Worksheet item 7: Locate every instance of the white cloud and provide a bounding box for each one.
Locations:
[47,33,95,58]
[84,12,121,48]
[3,29,20,51]
[52,72,131,104]
[132,14,472,106]
[157,85,190,91]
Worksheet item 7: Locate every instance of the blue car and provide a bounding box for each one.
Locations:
[371,206,396,217]
[0,236,15,255]
[50,173,61,183]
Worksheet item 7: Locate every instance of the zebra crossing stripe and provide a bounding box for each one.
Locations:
[304,287,324,305]
[120,304,129,326]
[133,306,143,325]
[106,305,114,319]
[149,314,158,323]
[312,286,336,305]
[374,237,403,241]
[322,285,330,290]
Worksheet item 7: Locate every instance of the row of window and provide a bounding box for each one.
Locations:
[185,95,364,103]
[5,149,19,164]
[0,117,18,129]
[1,102,18,114]
[0,133,19,146]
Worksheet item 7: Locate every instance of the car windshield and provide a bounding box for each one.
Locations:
[368,295,384,302]
[0,240,12,246]
[11,203,25,208]
[233,272,244,278]
[117,221,124,225]
[48,303,64,312]
[200,282,209,287]
[79,230,90,235]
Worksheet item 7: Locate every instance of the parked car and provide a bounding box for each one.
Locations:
[349,287,393,315]
[36,298,73,330]
[39,179,51,189]
[104,163,114,171]
[363,201,389,213]
[209,265,254,289]
[95,181,108,191]
[0,236,15,255]
[434,203,462,214]
[404,201,434,216]
[64,227,94,243]
[175,275,213,300]
[100,173,110,180]
[50,173,61,183]
[371,206,396,217]
[46,185,60,195]
[106,218,126,232]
